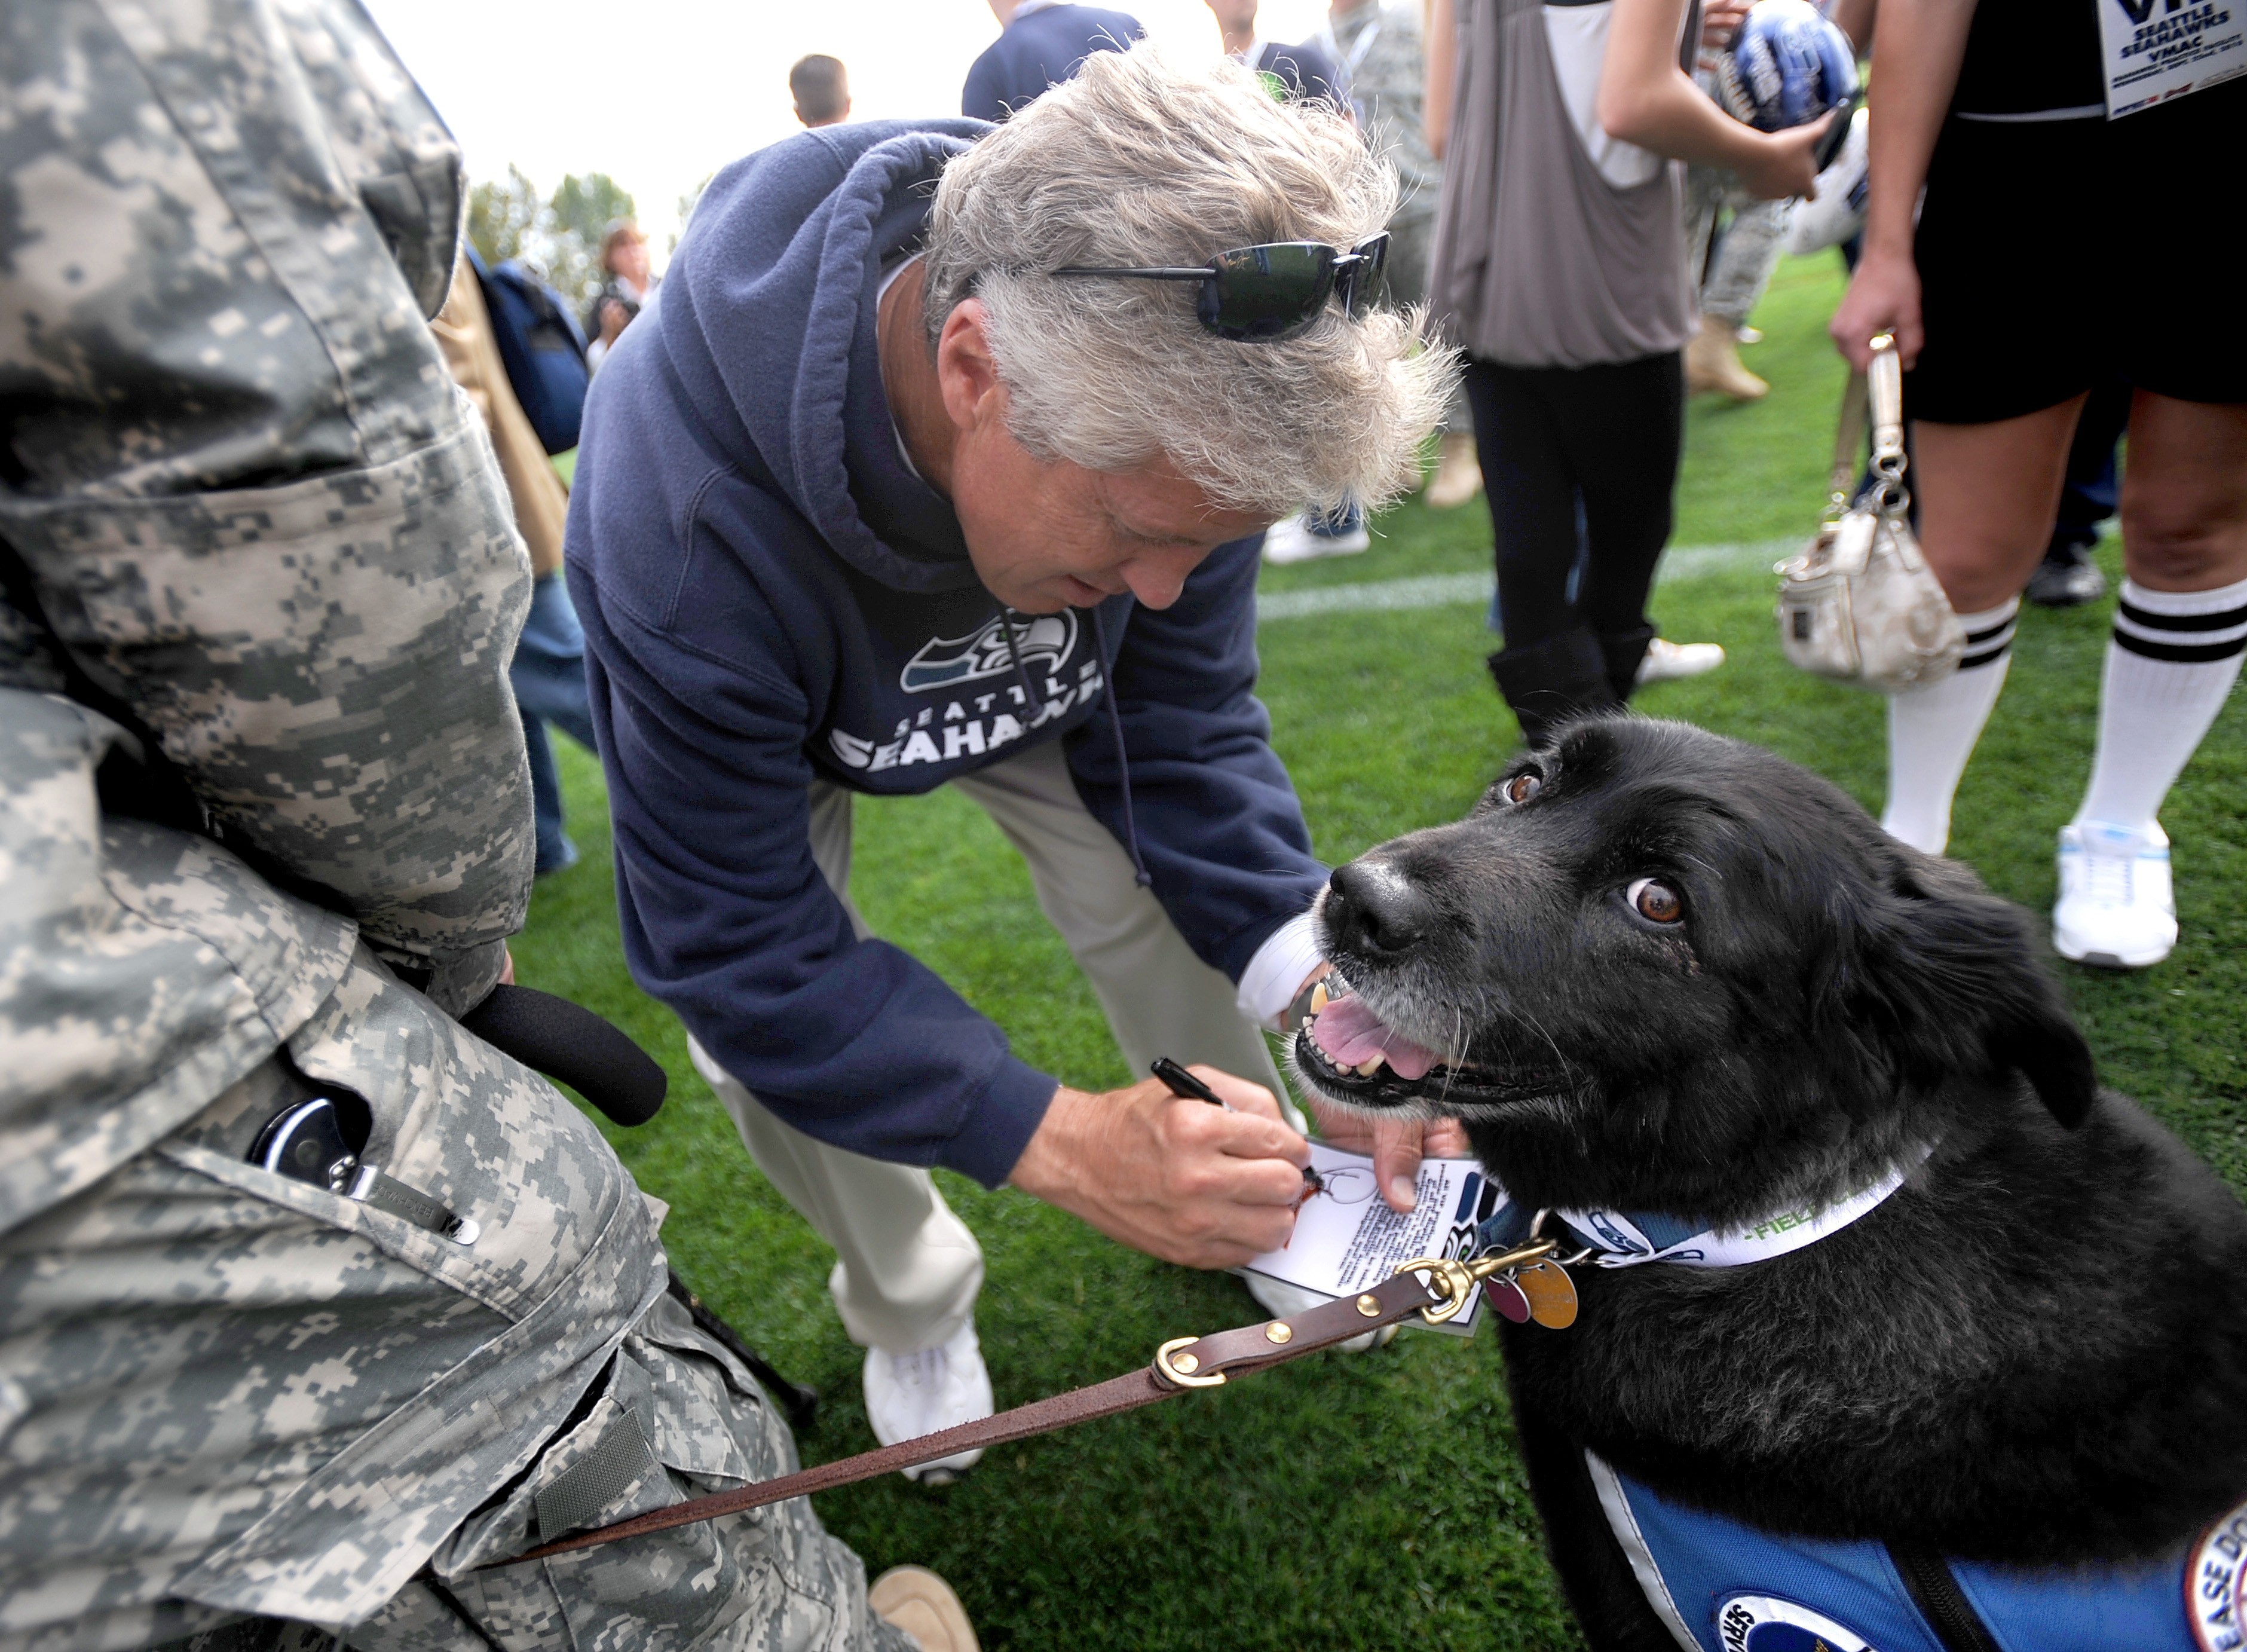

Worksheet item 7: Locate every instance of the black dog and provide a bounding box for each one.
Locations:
[1290,716,2247,1651]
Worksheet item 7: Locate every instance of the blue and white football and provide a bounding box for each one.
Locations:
[1716,0,1859,167]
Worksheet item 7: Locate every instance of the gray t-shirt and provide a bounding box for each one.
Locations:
[1429,0,1699,368]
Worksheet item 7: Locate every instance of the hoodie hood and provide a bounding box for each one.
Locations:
[658,119,990,593]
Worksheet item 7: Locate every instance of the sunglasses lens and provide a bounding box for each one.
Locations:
[1202,243,1336,341]
[1337,232,1392,316]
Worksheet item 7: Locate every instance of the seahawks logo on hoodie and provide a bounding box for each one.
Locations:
[900,611,1076,694]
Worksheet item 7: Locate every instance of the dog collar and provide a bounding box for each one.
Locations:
[1476,1145,1933,1271]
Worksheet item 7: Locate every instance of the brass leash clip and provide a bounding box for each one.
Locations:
[1391,1238,1559,1324]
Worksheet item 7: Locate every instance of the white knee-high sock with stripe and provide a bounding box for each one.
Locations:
[2075,575,2247,837]
[1882,601,2018,855]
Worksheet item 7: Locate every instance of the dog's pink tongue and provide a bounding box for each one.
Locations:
[1311,993,1441,1081]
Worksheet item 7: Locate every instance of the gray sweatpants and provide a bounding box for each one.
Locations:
[692,738,1291,1356]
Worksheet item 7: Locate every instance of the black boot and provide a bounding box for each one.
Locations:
[1597,625,1656,703]
[1486,629,1620,745]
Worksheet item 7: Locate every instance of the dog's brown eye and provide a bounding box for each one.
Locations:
[1504,772,1542,804]
[1628,877,1682,924]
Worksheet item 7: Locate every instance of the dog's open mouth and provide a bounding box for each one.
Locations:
[1294,981,1570,1109]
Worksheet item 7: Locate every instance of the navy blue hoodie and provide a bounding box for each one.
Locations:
[565,121,1326,1189]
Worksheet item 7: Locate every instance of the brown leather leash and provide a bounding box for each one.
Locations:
[492,1238,1558,1568]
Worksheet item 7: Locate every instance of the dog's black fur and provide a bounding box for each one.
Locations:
[1293,717,2247,1649]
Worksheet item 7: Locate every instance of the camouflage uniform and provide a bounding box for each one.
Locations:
[0,4,909,1648]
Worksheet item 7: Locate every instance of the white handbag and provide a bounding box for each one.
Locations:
[1775,334,1965,693]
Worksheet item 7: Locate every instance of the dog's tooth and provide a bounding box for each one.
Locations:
[1356,1054,1385,1076]
[1309,981,1328,1016]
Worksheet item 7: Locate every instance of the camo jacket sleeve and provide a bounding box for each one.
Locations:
[0,0,534,1015]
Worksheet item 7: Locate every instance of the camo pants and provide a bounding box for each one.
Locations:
[0,894,911,1652]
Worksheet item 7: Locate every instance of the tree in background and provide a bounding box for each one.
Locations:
[465,169,637,323]
[466,164,541,267]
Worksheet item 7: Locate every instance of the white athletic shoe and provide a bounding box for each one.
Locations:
[2053,821,2177,969]
[863,1320,994,1483]
[1241,1269,1398,1353]
[1262,511,1370,564]
[1635,638,1726,686]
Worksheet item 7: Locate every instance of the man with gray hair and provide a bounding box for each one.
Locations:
[568,44,1454,1478]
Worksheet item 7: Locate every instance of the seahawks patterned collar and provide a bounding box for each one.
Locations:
[1475,1146,1932,1271]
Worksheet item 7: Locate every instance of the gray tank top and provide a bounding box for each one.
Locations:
[1429,0,1699,368]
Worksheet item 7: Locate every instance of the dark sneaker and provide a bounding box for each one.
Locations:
[2026,546,2107,608]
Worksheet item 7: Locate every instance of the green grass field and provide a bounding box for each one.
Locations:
[513,252,2245,1649]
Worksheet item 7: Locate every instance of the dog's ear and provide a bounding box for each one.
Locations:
[1842,848,2096,1128]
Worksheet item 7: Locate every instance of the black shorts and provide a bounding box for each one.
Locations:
[1905,77,2247,426]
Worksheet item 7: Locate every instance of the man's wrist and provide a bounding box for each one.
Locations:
[1008,1084,1091,1203]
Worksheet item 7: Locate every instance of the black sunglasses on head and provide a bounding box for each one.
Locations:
[1050,234,1391,342]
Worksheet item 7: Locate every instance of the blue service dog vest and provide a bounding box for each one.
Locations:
[1458,1180,2247,1652]
[1591,1452,2247,1652]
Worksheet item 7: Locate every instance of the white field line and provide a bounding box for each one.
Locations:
[1253,537,1800,624]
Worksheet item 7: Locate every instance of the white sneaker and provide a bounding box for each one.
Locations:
[1262,511,1370,564]
[2054,821,2177,969]
[1240,1270,1397,1353]
[863,1320,994,1483]
[1635,638,1726,686]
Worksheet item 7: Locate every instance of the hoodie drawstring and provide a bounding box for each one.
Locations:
[999,608,1040,728]
[1088,605,1153,889]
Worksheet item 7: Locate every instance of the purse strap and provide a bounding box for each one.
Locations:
[1828,368,1869,511]
[1827,334,1906,512]
[1864,332,1909,513]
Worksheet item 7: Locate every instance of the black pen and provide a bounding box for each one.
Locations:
[1150,1057,1321,1192]
[1150,1056,1227,1108]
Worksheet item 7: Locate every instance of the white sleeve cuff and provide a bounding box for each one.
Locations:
[1235,910,1325,1029]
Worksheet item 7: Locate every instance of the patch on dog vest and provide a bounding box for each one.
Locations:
[1715,1595,1873,1652]
[2190,1498,2247,1652]
[1594,1449,2211,1652]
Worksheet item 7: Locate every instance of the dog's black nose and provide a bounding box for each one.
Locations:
[1325,860,1431,956]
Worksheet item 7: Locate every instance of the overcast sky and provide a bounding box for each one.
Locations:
[365,0,1341,259]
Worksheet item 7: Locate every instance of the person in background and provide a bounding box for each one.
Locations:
[1205,0,1351,102]
[1684,0,1873,399]
[1207,0,1364,564]
[570,45,1455,1489]
[585,218,658,374]
[1318,0,1484,513]
[431,262,599,876]
[792,51,852,127]
[1830,0,2244,970]
[1681,0,1791,401]
[1425,0,1825,738]
[962,0,1143,121]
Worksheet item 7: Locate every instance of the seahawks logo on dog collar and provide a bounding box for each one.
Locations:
[1716,1594,1872,1652]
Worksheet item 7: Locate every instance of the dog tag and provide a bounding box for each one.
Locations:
[1516,1261,1578,1330]
[1483,1275,1531,1324]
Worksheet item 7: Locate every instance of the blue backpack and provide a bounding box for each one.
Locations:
[470,248,590,455]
